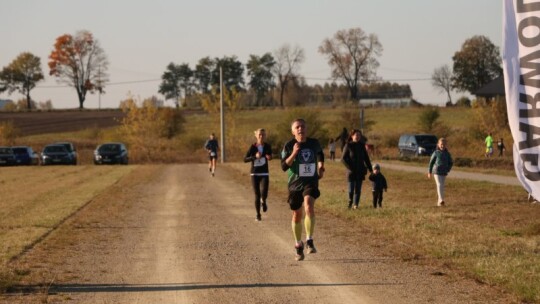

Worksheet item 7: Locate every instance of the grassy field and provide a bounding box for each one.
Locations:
[1,105,537,301]
[0,165,134,290]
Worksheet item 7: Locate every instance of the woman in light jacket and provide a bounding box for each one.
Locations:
[428,137,453,207]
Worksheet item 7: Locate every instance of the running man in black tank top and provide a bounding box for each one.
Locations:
[281,118,325,261]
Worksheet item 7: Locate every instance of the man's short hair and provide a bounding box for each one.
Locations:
[291,118,306,128]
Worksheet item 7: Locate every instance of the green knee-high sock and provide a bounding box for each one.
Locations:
[304,215,315,239]
[292,221,302,243]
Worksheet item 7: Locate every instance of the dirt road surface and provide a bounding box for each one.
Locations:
[3,164,514,303]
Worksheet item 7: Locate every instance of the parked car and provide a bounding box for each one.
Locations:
[94,142,129,165]
[53,142,78,165]
[0,146,16,166]
[12,146,39,165]
[398,134,438,157]
[41,144,76,165]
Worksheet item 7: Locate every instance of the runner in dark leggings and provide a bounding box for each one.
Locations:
[205,133,219,177]
[244,128,272,221]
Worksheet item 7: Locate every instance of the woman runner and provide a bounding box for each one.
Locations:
[244,128,272,221]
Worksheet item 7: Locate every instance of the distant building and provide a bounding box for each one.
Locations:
[475,75,505,100]
[0,99,14,110]
[358,98,413,107]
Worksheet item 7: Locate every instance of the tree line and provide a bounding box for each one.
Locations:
[1,29,502,110]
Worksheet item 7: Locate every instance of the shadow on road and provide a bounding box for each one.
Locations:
[8,281,402,294]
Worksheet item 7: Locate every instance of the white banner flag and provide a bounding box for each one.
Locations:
[503,0,540,198]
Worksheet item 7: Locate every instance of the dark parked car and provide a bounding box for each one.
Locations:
[12,146,39,165]
[0,146,16,166]
[41,144,76,165]
[94,142,129,165]
[398,134,438,157]
[54,142,77,165]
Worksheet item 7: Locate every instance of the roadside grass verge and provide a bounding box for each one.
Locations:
[0,165,135,291]
[224,160,540,303]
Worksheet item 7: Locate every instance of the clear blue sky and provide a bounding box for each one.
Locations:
[0,0,501,109]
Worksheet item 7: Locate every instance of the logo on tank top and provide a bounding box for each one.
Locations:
[301,149,313,163]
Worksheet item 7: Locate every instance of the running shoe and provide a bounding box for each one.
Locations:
[256,214,261,221]
[295,242,305,261]
[262,202,268,212]
[306,239,317,254]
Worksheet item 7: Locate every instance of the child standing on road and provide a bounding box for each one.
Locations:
[368,163,387,208]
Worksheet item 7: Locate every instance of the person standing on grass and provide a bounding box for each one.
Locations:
[328,138,336,161]
[341,129,373,210]
[244,128,272,222]
[368,163,387,208]
[497,138,506,157]
[428,137,453,207]
[485,132,494,157]
[336,127,348,153]
[281,118,325,261]
[204,133,219,177]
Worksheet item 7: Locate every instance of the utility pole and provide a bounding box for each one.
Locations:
[220,66,225,163]
[360,106,364,132]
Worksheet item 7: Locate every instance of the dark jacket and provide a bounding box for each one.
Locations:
[244,143,272,174]
[341,141,372,180]
[369,172,387,191]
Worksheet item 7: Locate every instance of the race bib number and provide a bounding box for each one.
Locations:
[210,152,216,157]
[299,163,316,177]
[254,157,266,167]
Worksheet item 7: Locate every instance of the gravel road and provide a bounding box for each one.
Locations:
[2,164,515,303]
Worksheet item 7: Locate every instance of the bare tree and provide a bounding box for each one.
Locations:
[273,44,305,107]
[431,65,453,103]
[48,30,109,109]
[319,28,382,101]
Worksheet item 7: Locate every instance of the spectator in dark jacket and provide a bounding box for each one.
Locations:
[341,129,372,209]
[369,163,387,208]
[336,127,348,153]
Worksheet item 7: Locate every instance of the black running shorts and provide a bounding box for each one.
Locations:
[287,184,320,210]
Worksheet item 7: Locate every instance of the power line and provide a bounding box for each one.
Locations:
[303,76,431,82]
[36,75,430,89]
[37,78,161,89]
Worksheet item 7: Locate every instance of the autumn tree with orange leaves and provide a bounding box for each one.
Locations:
[48,30,108,109]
